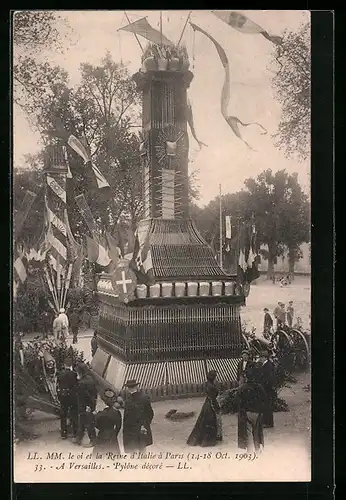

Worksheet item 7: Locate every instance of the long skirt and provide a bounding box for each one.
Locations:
[262,390,275,428]
[93,430,120,455]
[187,398,221,447]
[238,411,264,452]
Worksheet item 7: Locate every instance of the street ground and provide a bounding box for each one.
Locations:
[14,275,311,482]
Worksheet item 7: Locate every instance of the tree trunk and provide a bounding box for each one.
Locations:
[288,247,295,280]
[267,257,274,280]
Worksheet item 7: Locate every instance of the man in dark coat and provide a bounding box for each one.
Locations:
[123,380,154,453]
[234,366,268,452]
[263,308,273,336]
[236,350,253,386]
[74,363,97,447]
[70,310,80,344]
[91,331,98,358]
[257,350,276,428]
[57,357,78,439]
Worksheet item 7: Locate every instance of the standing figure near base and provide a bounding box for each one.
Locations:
[187,370,222,447]
[235,367,267,452]
[58,308,69,340]
[123,380,154,453]
[74,363,97,447]
[57,357,78,439]
[70,310,80,344]
[236,350,253,386]
[91,331,98,358]
[287,301,294,328]
[263,308,273,337]
[257,351,276,428]
[93,389,122,454]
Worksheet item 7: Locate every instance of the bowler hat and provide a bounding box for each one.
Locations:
[125,379,139,388]
[241,349,249,355]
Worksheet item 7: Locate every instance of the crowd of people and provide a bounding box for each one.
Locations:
[264,301,295,335]
[187,349,276,454]
[56,359,154,453]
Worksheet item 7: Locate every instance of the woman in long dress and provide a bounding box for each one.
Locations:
[187,370,222,447]
[93,390,122,454]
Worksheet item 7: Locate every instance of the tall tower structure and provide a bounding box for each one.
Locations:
[93,45,247,399]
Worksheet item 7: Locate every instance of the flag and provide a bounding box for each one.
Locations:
[225,216,232,239]
[187,99,208,150]
[237,221,259,284]
[212,11,283,45]
[190,22,267,150]
[130,229,154,285]
[67,135,111,192]
[86,235,111,267]
[14,190,37,240]
[119,17,174,46]
[105,231,121,273]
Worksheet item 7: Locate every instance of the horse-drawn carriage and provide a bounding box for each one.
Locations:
[242,322,310,372]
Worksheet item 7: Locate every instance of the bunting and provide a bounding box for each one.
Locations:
[14,190,37,240]
[86,235,111,267]
[190,21,267,150]
[130,229,154,285]
[118,17,174,46]
[187,99,208,150]
[237,221,259,284]
[212,11,283,46]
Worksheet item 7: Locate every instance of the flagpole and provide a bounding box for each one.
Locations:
[160,11,163,47]
[177,11,192,46]
[219,184,223,269]
[124,11,144,53]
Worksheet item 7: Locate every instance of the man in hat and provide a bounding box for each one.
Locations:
[123,380,154,453]
[57,357,78,439]
[236,350,253,386]
[234,365,267,453]
[263,308,273,337]
[287,301,294,328]
[74,362,97,447]
[69,309,80,344]
[257,350,276,428]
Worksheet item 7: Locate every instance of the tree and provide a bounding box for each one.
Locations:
[270,22,310,161]
[14,53,143,241]
[244,169,310,278]
[191,169,310,279]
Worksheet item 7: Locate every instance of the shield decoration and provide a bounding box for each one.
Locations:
[113,264,137,303]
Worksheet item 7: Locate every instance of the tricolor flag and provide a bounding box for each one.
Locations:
[67,135,111,192]
[118,17,174,46]
[190,22,267,150]
[86,235,111,267]
[105,231,121,273]
[130,229,154,285]
[212,11,283,45]
[237,221,260,284]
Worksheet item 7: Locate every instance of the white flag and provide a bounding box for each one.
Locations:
[225,216,232,239]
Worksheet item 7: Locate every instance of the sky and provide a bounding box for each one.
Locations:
[13,10,310,207]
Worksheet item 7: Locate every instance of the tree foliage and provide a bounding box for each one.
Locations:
[192,169,310,277]
[13,11,74,54]
[270,22,311,161]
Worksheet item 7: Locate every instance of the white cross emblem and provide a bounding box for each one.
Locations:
[116,270,132,294]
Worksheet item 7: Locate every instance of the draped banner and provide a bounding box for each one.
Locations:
[187,99,207,150]
[190,21,267,150]
[14,190,37,240]
[212,11,283,46]
[67,134,111,192]
[118,17,174,46]
[75,194,99,242]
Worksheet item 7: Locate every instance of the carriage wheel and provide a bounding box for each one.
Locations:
[275,329,296,372]
[289,328,310,370]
